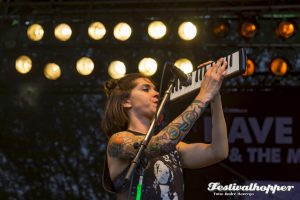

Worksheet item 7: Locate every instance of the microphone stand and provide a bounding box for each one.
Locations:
[124,76,176,182]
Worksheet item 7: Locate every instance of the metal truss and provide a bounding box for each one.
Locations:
[1,0,300,18]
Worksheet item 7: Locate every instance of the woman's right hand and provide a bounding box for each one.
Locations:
[197,58,227,103]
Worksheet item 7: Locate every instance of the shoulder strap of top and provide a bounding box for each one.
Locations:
[126,129,145,136]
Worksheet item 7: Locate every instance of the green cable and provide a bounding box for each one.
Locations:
[135,175,143,200]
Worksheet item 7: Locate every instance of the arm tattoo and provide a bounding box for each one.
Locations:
[147,99,207,156]
[108,99,207,159]
[108,133,144,159]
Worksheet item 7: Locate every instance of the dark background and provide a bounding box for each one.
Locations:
[1,0,300,199]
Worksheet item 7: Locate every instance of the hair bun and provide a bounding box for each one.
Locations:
[104,79,119,97]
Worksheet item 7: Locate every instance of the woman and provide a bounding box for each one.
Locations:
[102,58,229,200]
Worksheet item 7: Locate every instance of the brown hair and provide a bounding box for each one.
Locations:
[101,73,150,137]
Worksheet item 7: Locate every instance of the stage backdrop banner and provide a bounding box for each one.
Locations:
[201,91,300,181]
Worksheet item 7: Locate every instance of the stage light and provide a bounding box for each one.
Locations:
[113,22,132,41]
[76,57,94,76]
[15,55,32,74]
[54,23,72,41]
[270,58,288,76]
[178,22,197,41]
[174,58,193,74]
[240,21,257,38]
[276,21,296,39]
[27,24,44,41]
[44,63,61,80]
[212,22,228,37]
[108,60,126,79]
[242,58,255,77]
[138,58,158,76]
[148,21,167,39]
[88,22,106,40]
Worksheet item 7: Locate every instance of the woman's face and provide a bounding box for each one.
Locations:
[124,78,159,119]
[154,161,170,184]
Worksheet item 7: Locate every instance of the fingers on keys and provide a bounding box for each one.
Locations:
[203,57,228,77]
[198,60,213,68]
[216,58,227,76]
[210,58,223,74]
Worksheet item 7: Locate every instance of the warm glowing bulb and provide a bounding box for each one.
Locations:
[113,22,132,41]
[241,22,257,38]
[108,61,126,79]
[212,22,228,37]
[148,21,167,39]
[277,21,296,39]
[54,23,72,41]
[88,22,106,40]
[76,57,94,76]
[138,58,158,76]
[178,22,197,40]
[242,59,255,76]
[175,58,193,74]
[15,55,32,74]
[270,58,288,76]
[27,24,44,41]
[44,63,61,80]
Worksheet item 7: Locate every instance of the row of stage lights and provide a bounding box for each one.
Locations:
[26,20,297,42]
[15,55,193,80]
[19,19,293,80]
[15,54,288,80]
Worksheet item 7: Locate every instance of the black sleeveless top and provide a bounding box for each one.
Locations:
[103,130,184,200]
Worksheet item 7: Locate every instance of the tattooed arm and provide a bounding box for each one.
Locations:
[107,98,207,159]
[108,58,228,160]
[177,93,228,168]
[177,58,229,168]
